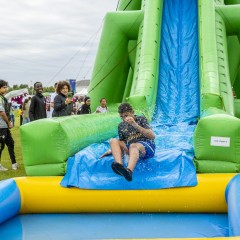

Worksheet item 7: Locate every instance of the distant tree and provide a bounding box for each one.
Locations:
[19,84,28,89]
[12,85,18,90]
[6,84,54,94]
[43,87,54,92]
[8,84,20,92]
[28,86,34,95]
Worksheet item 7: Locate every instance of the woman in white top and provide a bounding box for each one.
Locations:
[95,98,108,113]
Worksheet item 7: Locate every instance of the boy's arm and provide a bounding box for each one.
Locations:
[134,124,155,140]
[125,116,155,140]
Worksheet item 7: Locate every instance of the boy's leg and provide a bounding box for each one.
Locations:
[110,139,126,164]
[127,142,146,172]
[110,139,135,181]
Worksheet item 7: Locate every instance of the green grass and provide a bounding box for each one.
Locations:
[0,114,26,181]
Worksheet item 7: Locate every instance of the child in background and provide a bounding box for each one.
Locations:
[95,98,108,113]
[18,105,23,125]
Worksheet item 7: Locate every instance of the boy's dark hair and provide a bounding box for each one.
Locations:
[34,82,42,88]
[56,81,71,94]
[0,79,8,88]
[118,103,133,114]
[54,82,58,88]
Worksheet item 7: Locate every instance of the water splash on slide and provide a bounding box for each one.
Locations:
[61,0,199,190]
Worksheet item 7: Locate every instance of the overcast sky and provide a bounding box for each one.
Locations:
[0,0,118,87]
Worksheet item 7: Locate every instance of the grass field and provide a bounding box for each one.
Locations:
[0,114,26,181]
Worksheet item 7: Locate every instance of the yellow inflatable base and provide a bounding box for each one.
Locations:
[13,173,239,239]
[15,173,235,214]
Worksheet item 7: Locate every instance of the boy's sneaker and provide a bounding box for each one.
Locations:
[0,164,8,171]
[111,162,133,181]
[12,163,19,170]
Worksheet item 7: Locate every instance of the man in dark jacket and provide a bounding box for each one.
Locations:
[29,82,47,121]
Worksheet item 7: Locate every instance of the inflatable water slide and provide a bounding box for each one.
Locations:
[1,0,240,239]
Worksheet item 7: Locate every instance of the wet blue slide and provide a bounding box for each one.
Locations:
[61,0,199,190]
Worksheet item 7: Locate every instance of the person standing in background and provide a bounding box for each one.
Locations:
[76,96,84,115]
[45,95,51,118]
[18,105,23,125]
[50,82,58,117]
[95,98,109,113]
[79,96,91,114]
[9,102,15,127]
[22,98,30,124]
[52,81,73,117]
[29,82,47,121]
[0,80,18,171]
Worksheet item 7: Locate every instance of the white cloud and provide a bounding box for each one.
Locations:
[0,0,118,87]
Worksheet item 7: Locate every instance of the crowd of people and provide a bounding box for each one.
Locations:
[0,80,156,183]
[28,80,109,121]
[14,80,109,124]
[0,80,110,172]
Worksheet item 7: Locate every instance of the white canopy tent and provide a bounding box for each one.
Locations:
[5,88,29,100]
[74,88,88,96]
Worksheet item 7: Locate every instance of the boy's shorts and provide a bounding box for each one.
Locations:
[126,140,155,160]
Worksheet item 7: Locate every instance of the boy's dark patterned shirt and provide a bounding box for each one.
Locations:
[118,115,154,144]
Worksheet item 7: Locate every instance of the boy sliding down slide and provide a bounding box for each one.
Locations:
[100,103,155,182]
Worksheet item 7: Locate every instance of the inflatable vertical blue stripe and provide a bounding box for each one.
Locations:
[0,179,21,224]
[225,174,240,236]
[155,0,199,124]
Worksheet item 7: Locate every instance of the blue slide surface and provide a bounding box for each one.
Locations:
[61,0,199,190]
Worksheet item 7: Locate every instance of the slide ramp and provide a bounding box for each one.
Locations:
[60,0,198,190]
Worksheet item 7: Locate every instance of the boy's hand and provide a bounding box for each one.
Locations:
[99,150,111,159]
[124,116,138,128]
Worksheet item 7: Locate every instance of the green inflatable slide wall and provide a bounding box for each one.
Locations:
[194,0,240,172]
[20,0,240,176]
